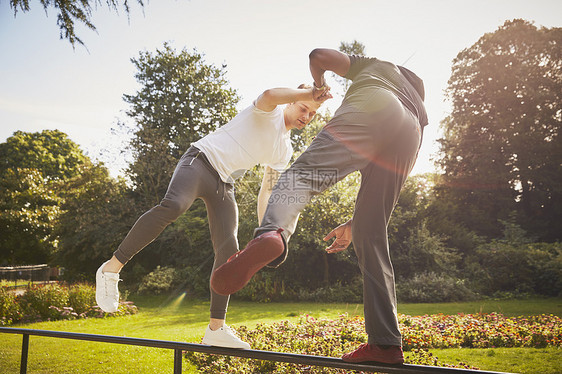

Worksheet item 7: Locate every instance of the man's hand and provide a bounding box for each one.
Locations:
[312,84,333,103]
[323,220,352,253]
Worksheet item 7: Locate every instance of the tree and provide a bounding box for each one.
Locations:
[0,130,89,265]
[122,43,240,208]
[0,130,88,181]
[0,168,61,264]
[8,0,144,47]
[54,162,136,280]
[435,19,562,241]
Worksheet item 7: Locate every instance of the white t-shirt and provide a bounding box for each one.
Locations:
[192,103,292,183]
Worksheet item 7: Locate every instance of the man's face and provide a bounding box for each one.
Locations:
[285,101,320,131]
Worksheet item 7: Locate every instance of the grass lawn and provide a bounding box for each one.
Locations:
[1,295,560,373]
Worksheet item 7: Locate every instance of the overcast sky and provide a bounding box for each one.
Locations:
[1,0,560,176]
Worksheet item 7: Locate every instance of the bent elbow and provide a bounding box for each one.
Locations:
[309,48,324,62]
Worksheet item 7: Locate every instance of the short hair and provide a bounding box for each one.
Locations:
[298,83,312,90]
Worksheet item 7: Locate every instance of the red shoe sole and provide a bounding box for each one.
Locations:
[341,345,404,364]
[211,230,284,295]
[341,356,404,365]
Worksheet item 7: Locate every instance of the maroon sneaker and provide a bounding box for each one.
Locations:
[341,343,404,364]
[211,229,284,296]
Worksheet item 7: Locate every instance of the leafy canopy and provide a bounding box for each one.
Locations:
[435,19,562,241]
[8,0,144,47]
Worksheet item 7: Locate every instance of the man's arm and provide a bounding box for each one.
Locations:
[255,87,314,112]
[309,48,351,90]
[255,86,332,112]
[257,166,280,225]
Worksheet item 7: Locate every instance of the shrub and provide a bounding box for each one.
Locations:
[19,284,69,321]
[465,222,562,297]
[296,280,362,303]
[68,283,96,314]
[137,266,177,295]
[237,272,363,303]
[0,287,23,325]
[396,272,477,303]
[236,271,294,302]
[0,283,137,325]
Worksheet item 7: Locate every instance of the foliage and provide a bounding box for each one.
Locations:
[185,311,562,372]
[68,283,97,314]
[0,283,137,325]
[0,286,23,326]
[137,266,177,294]
[466,221,562,296]
[8,0,144,47]
[53,162,136,280]
[434,19,562,242]
[18,283,69,321]
[0,168,62,264]
[390,174,463,280]
[0,130,88,181]
[396,272,477,303]
[0,130,89,265]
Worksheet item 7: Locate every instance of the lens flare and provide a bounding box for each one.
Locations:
[168,291,187,310]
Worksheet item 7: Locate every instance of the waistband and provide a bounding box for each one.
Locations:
[185,146,222,181]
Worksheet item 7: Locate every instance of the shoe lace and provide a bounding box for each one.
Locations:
[223,325,240,338]
[103,275,121,296]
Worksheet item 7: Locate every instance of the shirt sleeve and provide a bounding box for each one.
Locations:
[252,100,284,116]
[344,55,378,81]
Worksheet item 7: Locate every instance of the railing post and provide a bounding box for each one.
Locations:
[174,348,182,374]
[20,334,29,374]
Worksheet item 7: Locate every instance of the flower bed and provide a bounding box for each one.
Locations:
[0,284,137,325]
[185,313,561,373]
[401,313,561,349]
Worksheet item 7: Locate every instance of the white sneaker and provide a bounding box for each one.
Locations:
[202,324,251,349]
[95,260,120,313]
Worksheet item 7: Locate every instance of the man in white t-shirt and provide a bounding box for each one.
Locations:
[94,84,331,349]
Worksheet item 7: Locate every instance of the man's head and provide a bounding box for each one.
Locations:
[284,84,323,131]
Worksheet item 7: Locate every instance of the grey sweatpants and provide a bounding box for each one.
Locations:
[257,89,422,346]
[114,147,238,320]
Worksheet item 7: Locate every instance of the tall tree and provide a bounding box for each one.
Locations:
[122,43,240,208]
[0,130,88,264]
[435,19,562,241]
[0,130,88,181]
[0,168,61,264]
[8,0,144,47]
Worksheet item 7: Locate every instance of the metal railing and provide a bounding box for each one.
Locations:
[0,327,513,374]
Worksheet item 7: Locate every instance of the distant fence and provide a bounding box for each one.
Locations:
[0,327,514,374]
[0,265,57,286]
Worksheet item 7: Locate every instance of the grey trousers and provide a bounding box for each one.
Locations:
[257,90,422,346]
[114,147,238,320]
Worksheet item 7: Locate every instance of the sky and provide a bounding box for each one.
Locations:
[1,0,561,177]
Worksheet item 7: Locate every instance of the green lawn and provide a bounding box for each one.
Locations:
[1,296,560,373]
